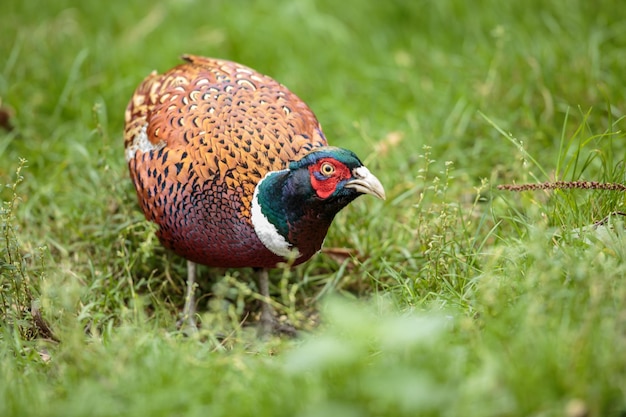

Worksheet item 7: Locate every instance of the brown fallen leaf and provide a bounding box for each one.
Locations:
[321,247,365,271]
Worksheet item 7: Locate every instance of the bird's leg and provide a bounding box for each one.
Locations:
[254,268,297,337]
[180,260,198,333]
[255,267,274,337]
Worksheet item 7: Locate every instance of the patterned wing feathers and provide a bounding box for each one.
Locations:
[124,55,328,222]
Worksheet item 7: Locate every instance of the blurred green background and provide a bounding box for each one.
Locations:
[2,0,626,416]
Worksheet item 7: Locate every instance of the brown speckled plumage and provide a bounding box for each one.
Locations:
[124,55,385,333]
[124,55,327,268]
[124,56,385,334]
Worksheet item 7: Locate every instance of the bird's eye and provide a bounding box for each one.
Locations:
[320,162,335,177]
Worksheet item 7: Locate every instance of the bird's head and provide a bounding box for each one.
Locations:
[288,146,386,205]
[251,146,385,262]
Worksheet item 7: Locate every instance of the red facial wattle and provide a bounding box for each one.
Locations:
[308,158,351,199]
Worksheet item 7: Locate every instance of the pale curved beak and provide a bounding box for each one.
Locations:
[345,166,386,200]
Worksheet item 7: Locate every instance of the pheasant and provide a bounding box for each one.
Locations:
[124,55,385,335]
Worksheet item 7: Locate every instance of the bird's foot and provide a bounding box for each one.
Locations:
[257,313,298,338]
[272,319,298,337]
[176,312,199,336]
[258,296,297,337]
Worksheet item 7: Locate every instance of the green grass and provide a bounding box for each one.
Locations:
[2,0,626,415]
